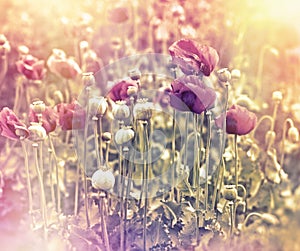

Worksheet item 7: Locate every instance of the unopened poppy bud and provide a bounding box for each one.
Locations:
[91,168,115,190]
[82,72,95,87]
[133,98,153,121]
[102,132,112,142]
[32,100,46,114]
[265,130,276,147]
[272,91,283,102]
[115,126,135,145]
[128,68,141,81]
[18,45,29,56]
[288,126,299,143]
[112,101,130,120]
[217,68,231,82]
[236,201,246,215]
[28,122,47,142]
[231,69,241,79]
[223,185,237,202]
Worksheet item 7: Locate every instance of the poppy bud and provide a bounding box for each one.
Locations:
[272,91,283,102]
[231,69,241,79]
[102,132,112,142]
[236,200,246,215]
[128,68,141,81]
[115,126,135,145]
[112,101,130,120]
[91,168,115,191]
[28,122,47,142]
[287,126,299,143]
[223,185,237,202]
[217,68,231,82]
[82,72,95,87]
[265,130,276,147]
[32,100,46,114]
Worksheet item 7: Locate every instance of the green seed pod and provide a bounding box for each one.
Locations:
[91,169,115,191]
[112,101,130,120]
[223,185,237,202]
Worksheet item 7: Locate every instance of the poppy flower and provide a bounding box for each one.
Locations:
[16,54,46,81]
[47,49,81,79]
[170,75,216,114]
[107,79,139,102]
[56,102,86,130]
[107,7,129,23]
[215,104,257,135]
[0,107,29,140]
[28,105,57,134]
[169,39,219,76]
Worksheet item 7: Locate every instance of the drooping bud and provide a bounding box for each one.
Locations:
[288,126,299,143]
[265,130,276,147]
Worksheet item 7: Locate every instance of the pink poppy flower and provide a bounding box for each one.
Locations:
[56,102,86,130]
[47,49,81,79]
[28,105,57,134]
[170,75,216,114]
[107,79,139,102]
[16,55,46,80]
[0,107,29,140]
[215,104,257,135]
[169,39,219,76]
[107,7,129,23]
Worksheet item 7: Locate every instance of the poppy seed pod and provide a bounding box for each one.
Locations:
[133,98,153,120]
[223,185,238,202]
[28,122,47,142]
[82,72,95,87]
[272,91,283,102]
[91,169,115,191]
[89,96,107,116]
[112,101,130,120]
[115,126,135,145]
[231,69,241,79]
[32,100,46,114]
[287,126,299,143]
[217,68,231,82]
[102,132,112,142]
[128,68,141,81]
[265,130,276,147]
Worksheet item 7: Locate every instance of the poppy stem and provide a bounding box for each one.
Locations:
[93,116,101,168]
[100,193,111,251]
[204,111,212,212]
[234,134,238,189]
[280,118,294,166]
[170,109,176,201]
[20,138,34,227]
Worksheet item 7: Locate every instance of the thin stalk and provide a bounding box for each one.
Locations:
[234,134,238,188]
[192,114,199,189]
[142,121,149,251]
[83,87,91,228]
[98,115,104,164]
[170,109,176,201]
[100,196,111,251]
[229,201,234,236]
[93,116,101,167]
[49,134,60,214]
[280,118,294,166]
[33,143,48,239]
[20,138,34,226]
[270,101,279,132]
[204,111,212,212]
[48,148,56,210]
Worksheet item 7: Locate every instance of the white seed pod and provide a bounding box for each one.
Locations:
[288,126,299,143]
[230,69,241,79]
[89,96,107,116]
[82,72,95,87]
[115,126,135,145]
[28,122,47,142]
[217,68,231,82]
[32,100,46,114]
[91,169,115,191]
[133,98,153,120]
[272,91,283,102]
[112,101,130,120]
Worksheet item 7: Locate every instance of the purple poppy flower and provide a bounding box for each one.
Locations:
[215,104,257,135]
[16,55,46,80]
[169,39,219,76]
[170,75,216,114]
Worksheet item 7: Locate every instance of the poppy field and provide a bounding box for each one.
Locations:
[1,0,300,250]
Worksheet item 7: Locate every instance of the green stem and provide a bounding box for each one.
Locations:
[204,111,212,212]
[20,138,34,226]
[93,116,101,168]
[33,143,48,239]
[234,134,238,188]
[229,201,234,236]
[170,109,176,201]
[192,114,199,189]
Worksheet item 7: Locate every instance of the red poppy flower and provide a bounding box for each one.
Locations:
[170,75,216,114]
[0,107,29,140]
[56,102,86,131]
[16,55,46,80]
[169,39,219,76]
[28,105,57,134]
[215,104,257,135]
[107,79,139,102]
[107,7,129,23]
[47,49,81,79]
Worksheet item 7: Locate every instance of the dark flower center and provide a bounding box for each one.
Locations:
[181,91,196,109]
